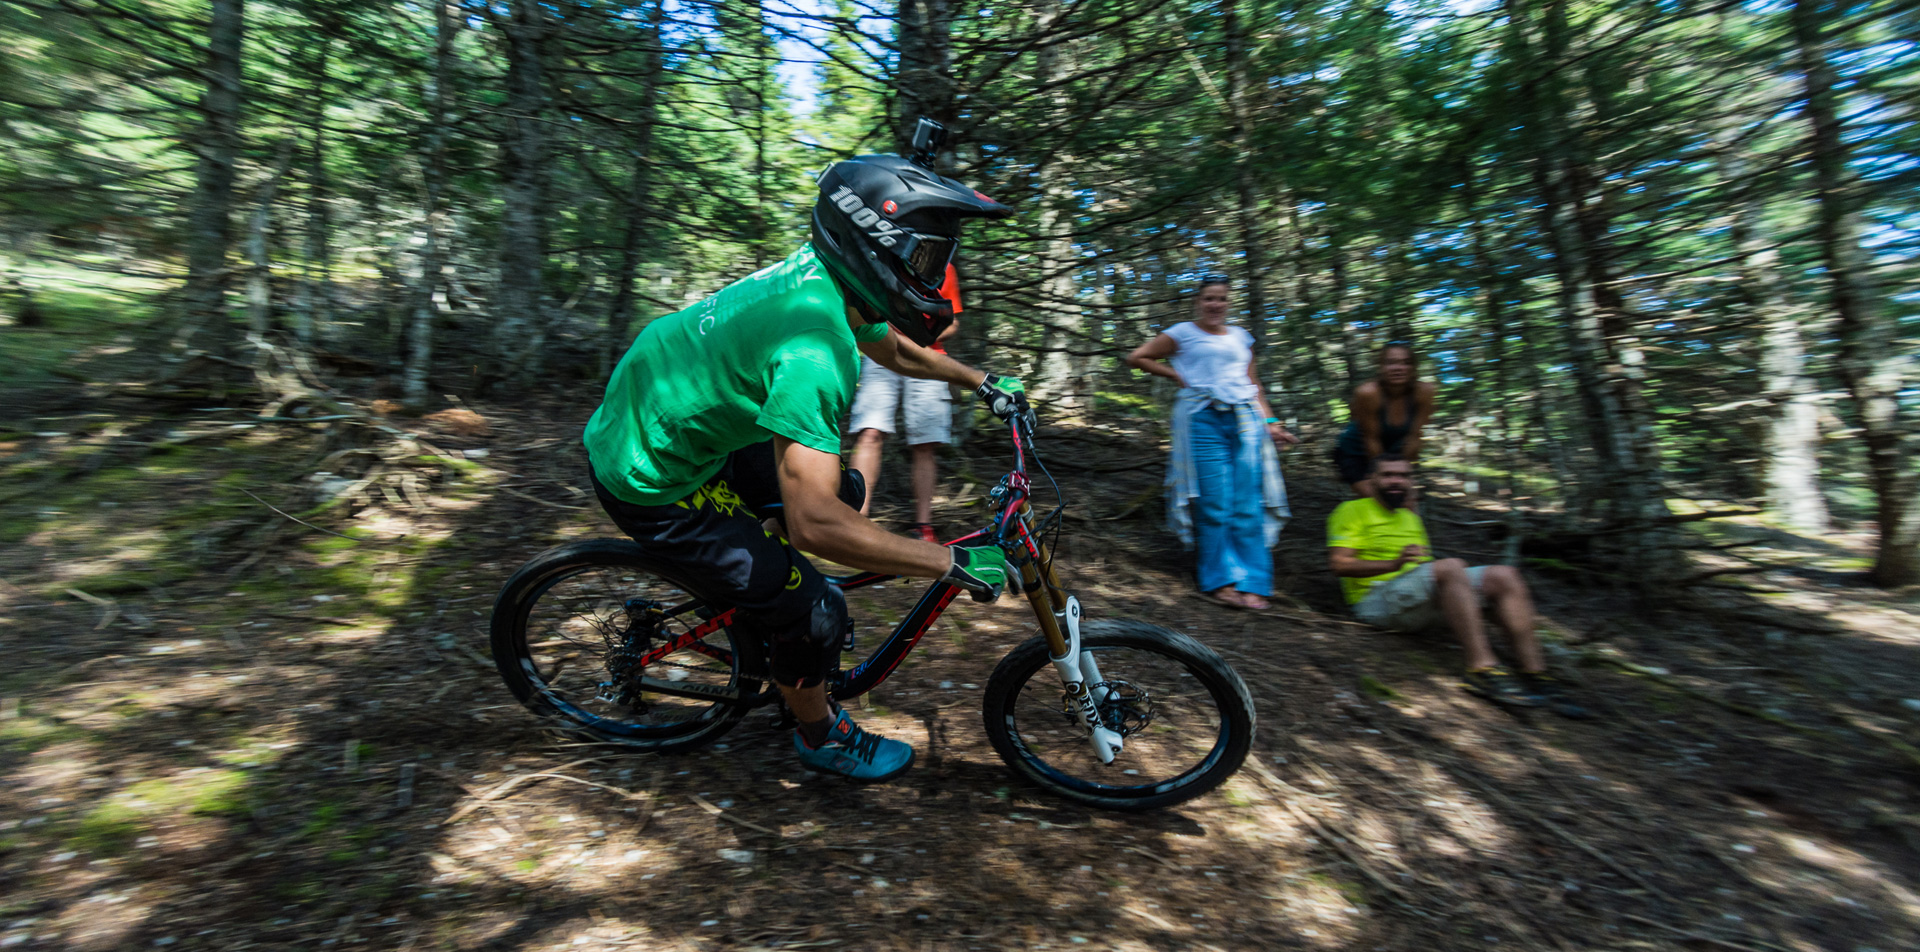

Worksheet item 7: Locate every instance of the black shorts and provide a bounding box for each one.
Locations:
[588,442,847,688]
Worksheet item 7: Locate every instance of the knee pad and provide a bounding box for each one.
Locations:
[770,583,849,688]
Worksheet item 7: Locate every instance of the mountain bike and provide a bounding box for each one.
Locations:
[489,407,1256,811]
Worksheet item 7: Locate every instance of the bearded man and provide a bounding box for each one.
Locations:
[1325,454,1587,717]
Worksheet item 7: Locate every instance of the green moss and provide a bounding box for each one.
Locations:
[123,770,252,816]
[69,768,252,853]
[274,877,330,903]
[1358,675,1402,700]
[71,805,142,854]
[0,712,84,753]
[1091,392,1163,418]
[301,801,344,837]
[214,737,290,768]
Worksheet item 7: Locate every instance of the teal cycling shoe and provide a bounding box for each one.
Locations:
[793,708,915,782]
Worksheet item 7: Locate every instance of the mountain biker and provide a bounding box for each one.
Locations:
[581,141,1025,782]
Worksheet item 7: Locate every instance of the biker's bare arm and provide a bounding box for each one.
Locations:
[855,322,987,389]
[773,436,953,577]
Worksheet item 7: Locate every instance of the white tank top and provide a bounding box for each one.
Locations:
[1164,322,1257,405]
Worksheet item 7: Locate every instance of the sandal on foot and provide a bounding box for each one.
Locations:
[1201,589,1254,611]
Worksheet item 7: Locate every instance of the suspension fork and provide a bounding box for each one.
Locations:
[1017,504,1123,764]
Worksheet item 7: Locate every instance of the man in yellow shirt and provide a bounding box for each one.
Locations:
[1327,454,1584,715]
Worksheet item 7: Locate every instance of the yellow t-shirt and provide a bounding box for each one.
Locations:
[1326,498,1431,605]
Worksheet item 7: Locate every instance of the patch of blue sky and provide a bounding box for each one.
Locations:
[761,0,894,118]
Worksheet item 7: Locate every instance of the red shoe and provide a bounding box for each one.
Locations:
[909,523,938,544]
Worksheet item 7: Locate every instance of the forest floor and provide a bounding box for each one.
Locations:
[4,335,1920,951]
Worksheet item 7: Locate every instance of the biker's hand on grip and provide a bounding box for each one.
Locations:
[977,374,1027,421]
[942,544,1011,602]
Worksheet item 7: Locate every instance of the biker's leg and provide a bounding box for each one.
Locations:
[770,578,913,779]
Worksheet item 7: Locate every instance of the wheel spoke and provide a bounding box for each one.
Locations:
[495,548,756,751]
[984,621,1253,810]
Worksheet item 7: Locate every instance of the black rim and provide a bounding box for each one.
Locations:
[999,645,1235,799]
[513,563,742,738]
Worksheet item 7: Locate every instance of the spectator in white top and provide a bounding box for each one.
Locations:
[1126,274,1298,611]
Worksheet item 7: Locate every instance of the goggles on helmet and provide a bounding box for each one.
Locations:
[899,233,956,289]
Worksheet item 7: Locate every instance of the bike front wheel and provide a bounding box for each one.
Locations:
[490,539,756,753]
[982,619,1255,811]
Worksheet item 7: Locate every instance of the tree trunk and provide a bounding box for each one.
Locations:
[406,0,457,410]
[1792,0,1914,584]
[1029,0,1081,407]
[493,0,551,384]
[1525,0,1681,582]
[292,40,331,347]
[894,0,956,146]
[1721,135,1829,533]
[1223,0,1269,358]
[606,0,666,370]
[244,143,296,344]
[179,0,246,385]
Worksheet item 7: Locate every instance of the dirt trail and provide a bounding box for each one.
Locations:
[2,392,1918,952]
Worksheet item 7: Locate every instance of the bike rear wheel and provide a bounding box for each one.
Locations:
[490,539,756,752]
[982,619,1255,811]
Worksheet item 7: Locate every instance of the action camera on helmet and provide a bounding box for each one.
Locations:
[909,118,947,169]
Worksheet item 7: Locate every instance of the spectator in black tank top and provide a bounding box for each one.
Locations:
[1332,343,1436,502]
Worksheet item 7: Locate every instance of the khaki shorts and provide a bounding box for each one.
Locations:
[1352,562,1487,633]
[847,357,952,445]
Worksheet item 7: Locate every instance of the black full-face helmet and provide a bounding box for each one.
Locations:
[810,153,1012,347]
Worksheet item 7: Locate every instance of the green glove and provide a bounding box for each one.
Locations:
[977,374,1027,420]
[942,544,1011,602]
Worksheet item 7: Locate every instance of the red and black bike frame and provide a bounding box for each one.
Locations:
[623,415,1068,707]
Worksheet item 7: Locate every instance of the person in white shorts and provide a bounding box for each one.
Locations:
[848,265,963,543]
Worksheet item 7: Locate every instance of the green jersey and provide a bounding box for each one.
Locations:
[1326,497,1431,605]
[585,244,890,505]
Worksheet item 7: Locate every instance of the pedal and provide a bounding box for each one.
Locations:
[770,699,798,730]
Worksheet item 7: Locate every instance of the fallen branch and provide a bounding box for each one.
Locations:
[64,587,119,630]
[500,487,588,511]
[240,488,377,543]
[1678,565,1775,585]
[443,757,617,824]
[691,794,782,837]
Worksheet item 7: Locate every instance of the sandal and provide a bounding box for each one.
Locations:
[1201,588,1255,611]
